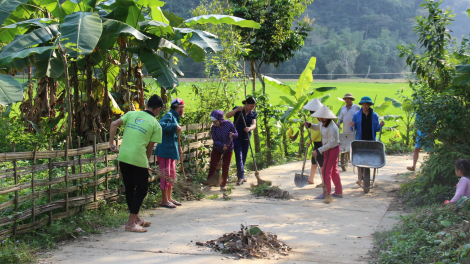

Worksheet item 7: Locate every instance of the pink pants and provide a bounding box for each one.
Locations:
[322,145,342,195]
[157,156,176,190]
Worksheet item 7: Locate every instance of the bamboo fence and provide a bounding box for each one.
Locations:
[0,122,212,238]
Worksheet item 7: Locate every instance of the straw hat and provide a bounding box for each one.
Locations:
[303,98,323,111]
[343,93,355,100]
[311,105,337,119]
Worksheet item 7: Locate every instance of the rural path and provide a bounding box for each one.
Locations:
[40,154,417,264]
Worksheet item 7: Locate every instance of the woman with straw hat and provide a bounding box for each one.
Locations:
[304,105,342,199]
[303,98,324,186]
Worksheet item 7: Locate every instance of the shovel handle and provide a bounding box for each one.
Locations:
[378,125,383,142]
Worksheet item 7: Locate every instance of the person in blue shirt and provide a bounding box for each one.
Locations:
[350,96,385,189]
[225,97,257,185]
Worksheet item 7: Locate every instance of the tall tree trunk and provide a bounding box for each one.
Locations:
[250,60,261,154]
[57,44,73,140]
[72,61,80,135]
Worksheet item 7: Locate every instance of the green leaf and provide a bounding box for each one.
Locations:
[62,0,91,16]
[98,19,149,50]
[162,10,184,27]
[440,220,451,227]
[374,101,392,116]
[145,36,188,57]
[280,107,293,123]
[150,5,169,24]
[2,18,55,29]
[40,0,66,19]
[383,115,402,121]
[184,15,260,29]
[247,226,262,235]
[457,196,468,207]
[139,48,178,89]
[176,28,223,54]
[139,20,173,36]
[0,73,23,105]
[295,57,316,96]
[28,120,41,134]
[384,97,403,109]
[456,64,470,73]
[108,90,123,114]
[285,95,308,122]
[0,25,59,61]
[262,75,295,96]
[279,96,294,107]
[187,45,205,62]
[104,64,119,90]
[0,46,52,67]
[60,12,103,57]
[402,99,414,112]
[0,0,28,26]
[318,94,331,103]
[314,87,336,94]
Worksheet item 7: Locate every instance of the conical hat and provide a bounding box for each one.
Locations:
[303,98,323,111]
[311,105,337,119]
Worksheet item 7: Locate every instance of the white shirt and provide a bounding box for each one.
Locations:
[309,122,340,154]
[337,104,360,133]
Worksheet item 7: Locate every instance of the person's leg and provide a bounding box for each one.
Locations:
[168,159,176,203]
[240,139,250,181]
[321,149,333,195]
[308,163,317,184]
[207,150,222,180]
[233,139,244,180]
[221,151,233,188]
[329,146,342,195]
[128,166,149,228]
[409,147,421,171]
[119,162,135,212]
[158,157,174,207]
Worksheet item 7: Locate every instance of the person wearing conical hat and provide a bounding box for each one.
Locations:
[303,99,324,187]
[350,96,385,188]
[304,105,342,199]
[336,93,360,133]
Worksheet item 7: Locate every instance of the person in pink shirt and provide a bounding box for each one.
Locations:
[444,159,470,204]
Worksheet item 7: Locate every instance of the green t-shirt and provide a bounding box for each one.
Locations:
[117,111,162,168]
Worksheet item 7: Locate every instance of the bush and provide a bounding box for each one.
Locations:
[385,139,414,155]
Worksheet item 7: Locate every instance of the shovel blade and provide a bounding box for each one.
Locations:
[294,173,308,188]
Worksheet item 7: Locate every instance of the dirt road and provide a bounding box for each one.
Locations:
[40,155,414,264]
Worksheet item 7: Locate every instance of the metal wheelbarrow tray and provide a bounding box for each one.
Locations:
[350,140,386,192]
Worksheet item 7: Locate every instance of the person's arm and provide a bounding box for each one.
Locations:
[226,106,243,119]
[450,179,465,203]
[146,142,155,161]
[304,121,321,131]
[318,125,339,154]
[350,114,357,132]
[160,115,177,132]
[231,124,238,139]
[109,118,123,152]
[337,108,344,127]
[211,127,224,150]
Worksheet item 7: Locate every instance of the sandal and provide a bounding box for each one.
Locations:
[331,193,343,198]
[315,194,325,199]
[407,166,415,171]
[140,220,151,227]
[315,184,323,188]
[308,181,314,184]
[125,225,147,232]
[237,180,243,185]
[160,202,176,209]
[171,200,182,206]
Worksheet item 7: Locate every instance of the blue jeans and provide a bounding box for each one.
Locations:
[233,137,250,180]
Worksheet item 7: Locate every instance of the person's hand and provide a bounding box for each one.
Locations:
[109,144,119,153]
[179,147,183,155]
[244,127,251,133]
[350,121,355,127]
[380,121,385,127]
[312,151,318,158]
[236,106,244,112]
[176,125,182,132]
[304,121,310,128]
[336,122,340,128]
[444,200,451,205]
[229,132,234,138]
[223,145,228,151]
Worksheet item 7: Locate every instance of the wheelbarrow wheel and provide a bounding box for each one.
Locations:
[340,153,347,171]
[363,168,371,194]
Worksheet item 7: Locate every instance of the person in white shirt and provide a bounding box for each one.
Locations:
[337,93,360,133]
[304,105,343,199]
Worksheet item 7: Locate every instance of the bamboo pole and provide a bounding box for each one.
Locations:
[48,139,52,225]
[93,136,97,202]
[71,137,77,197]
[104,133,109,191]
[116,134,121,196]
[65,137,69,212]
[77,136,83,197]
[12,142,17,236]
[31,142,37,222]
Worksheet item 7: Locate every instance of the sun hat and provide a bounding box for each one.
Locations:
[311,105,337,119]
[343,93,355,100]
[303,98,323,111]
[358,96,374,105]
[171,98,185,106]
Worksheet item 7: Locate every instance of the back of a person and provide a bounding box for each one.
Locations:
[460,177,470,197]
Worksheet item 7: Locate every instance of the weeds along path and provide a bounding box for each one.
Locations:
[40,155,415,264]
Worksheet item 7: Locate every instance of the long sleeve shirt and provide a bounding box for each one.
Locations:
[450,177,470,203]
[309,121,340,154]
[211,121,238,153]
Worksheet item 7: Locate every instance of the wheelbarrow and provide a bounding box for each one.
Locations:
[338,133,354,171]
[350,128,386,194]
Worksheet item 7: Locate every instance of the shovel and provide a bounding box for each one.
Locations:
[294,142,309,188]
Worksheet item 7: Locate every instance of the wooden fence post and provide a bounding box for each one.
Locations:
[71,137,77,197]
[116,134,121,196]
[104,133,109,191]
[32,142,37,223]
[65,137,69,212]
[93,136,97,202]
[77,136,84,212]
[48,139,52,225]
[12,142,17,236]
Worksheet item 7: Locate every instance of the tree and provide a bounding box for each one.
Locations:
[230,0,313,162]
[337,48,359,78]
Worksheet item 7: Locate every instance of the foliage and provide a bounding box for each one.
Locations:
[382,90,416,146]
[372,204,470,263]
[384,139,414,155]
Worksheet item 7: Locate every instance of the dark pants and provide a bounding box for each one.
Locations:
[310,141,324,167]
[233,137,249,180]
[207,149,233,187]
[119,161,149,215]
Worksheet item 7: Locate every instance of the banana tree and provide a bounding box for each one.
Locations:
[263,57,336,157]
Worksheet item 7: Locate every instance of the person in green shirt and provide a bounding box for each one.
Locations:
[109,95,163,233]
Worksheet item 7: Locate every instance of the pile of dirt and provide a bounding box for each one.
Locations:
[196,225,291,259]
[250,183,292,199]
[174,181,204,201]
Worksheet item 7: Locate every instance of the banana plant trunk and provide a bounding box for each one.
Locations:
[57,45,73,140]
